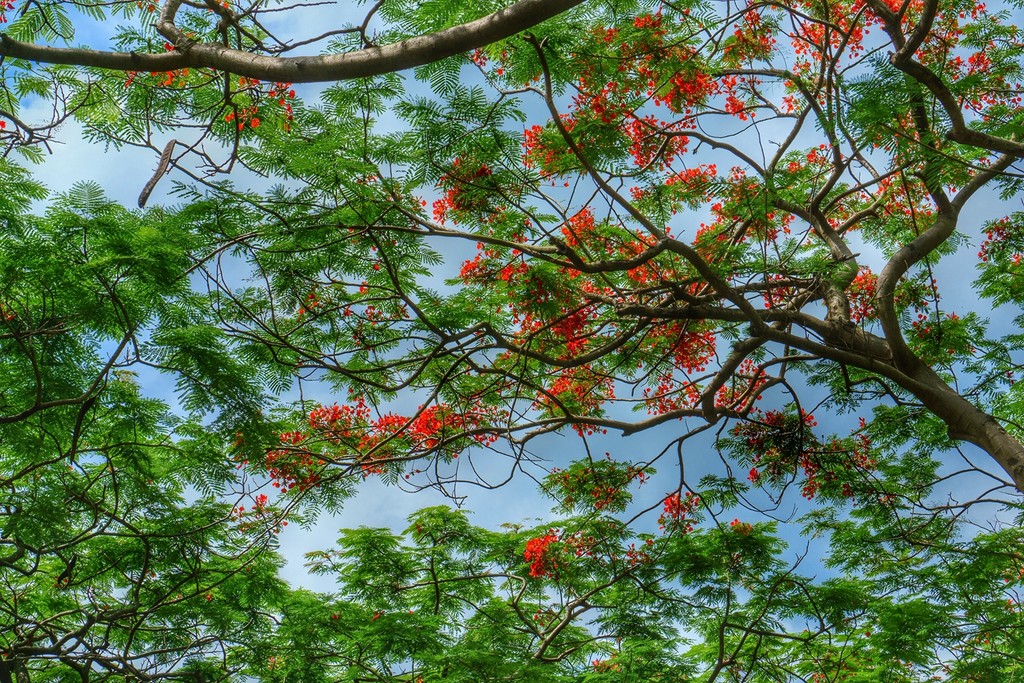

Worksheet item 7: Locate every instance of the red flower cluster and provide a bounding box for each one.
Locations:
[847,268,878,323]
[643,375,701,415]
[656,70,718,112]
[665,164,717,190]
[978,217,1021,264]
[729,518,753,535]
[734,409,876,499]
[522,123,571,172]
[658,491,700,532]
[561,208,596,247]
[432,160,494,224]
[458,242,530,285]
[230,493,287,533]
[548,306,597,356]
[714,359,769,410]
[218,78,296,130]
[265,429,325,491]
[534,367,615,435]
[723,9,777,64]
[524,532,559,578]
[264,396,506,489]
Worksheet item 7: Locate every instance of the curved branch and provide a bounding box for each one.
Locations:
[0,0,585,83]
[875,154,1016,366]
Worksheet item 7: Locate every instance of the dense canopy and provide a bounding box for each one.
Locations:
[2,0,1024,681]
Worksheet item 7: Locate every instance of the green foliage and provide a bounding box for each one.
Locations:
[2,0,1024,681]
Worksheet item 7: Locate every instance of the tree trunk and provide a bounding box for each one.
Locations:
[0,659,30,683]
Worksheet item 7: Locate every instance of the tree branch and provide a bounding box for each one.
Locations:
[0,0,585,83]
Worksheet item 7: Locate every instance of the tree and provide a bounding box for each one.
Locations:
[2,0,1024,680]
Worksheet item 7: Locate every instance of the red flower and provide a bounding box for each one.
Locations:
[524,532,559,578]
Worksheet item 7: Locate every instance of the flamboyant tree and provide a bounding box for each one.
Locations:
[2,0,1024,681]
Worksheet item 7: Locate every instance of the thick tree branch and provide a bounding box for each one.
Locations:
[0,0,585,83]
[866,0,1024,158]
